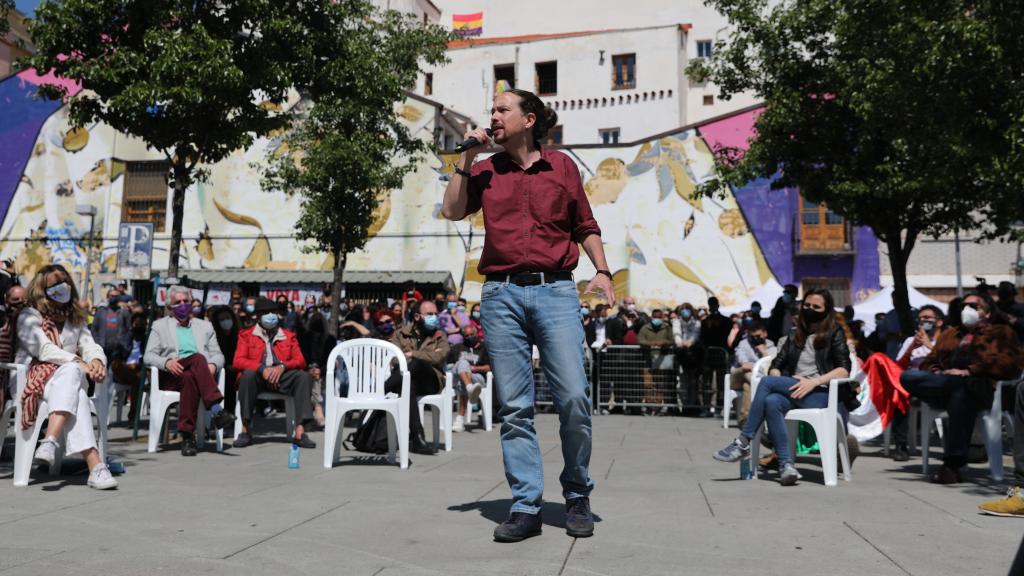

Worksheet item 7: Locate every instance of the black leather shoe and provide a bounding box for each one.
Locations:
[233,432,252,448]
[493,511,543,543]
[565,497,594,538]
[410,432,436,455]
[295,433,316,449]
[180,433,198,457]
[892,445,910,462]
[211,409,236,431]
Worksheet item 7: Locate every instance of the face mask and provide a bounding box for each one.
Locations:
[192,306,201,315]
[464,336,478,347]
[339,304,349,313]
[108,298,119,308]
[321,305,331,313]
[749,335,765,346]
[961,306,981,328]
[171,302,191,320]
[219,318,234,331]
[580,307,590,316]
[457,305,466,313]
[46,282,72,304]
[245,304,255,314]
[920,320,936,334]
[378,322,395,335]
[801,307,828,325]
[407,290,415,296]
[260,313,280,330]
[681,309,692,319]
[627,304,636,312]
[651,318,663,328]
[305,302,314,309]
[472,311,481,320]
[421,314,439,331]
[742,317,752,327]
[447,301,457,310]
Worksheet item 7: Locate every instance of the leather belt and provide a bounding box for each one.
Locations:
[485,271,574,286]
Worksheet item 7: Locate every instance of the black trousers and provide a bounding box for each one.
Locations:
[238,368,314,430]
[1014,380,1024,483]
[891,370,990,468]
[385,358,440,437]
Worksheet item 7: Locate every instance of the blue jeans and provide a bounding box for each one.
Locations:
[740,376,829,464]
[480,278,593,514]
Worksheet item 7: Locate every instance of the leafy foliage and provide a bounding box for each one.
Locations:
[0,1,13,38]
[688,0,1024,331]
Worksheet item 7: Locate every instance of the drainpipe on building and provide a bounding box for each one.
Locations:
[954,228,963,297]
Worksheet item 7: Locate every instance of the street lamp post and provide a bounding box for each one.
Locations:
[76,204,98,303]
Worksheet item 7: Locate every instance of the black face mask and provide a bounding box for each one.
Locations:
[748,335,765,347]
[801,307,829,325]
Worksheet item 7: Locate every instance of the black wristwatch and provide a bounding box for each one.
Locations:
[454,167,471,178]
[596,269,612,279]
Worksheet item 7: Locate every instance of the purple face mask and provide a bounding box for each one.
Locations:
[171,302,191,320]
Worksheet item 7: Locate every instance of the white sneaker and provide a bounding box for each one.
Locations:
[467,382,483,403]
[88,465,119,490]
[33,437,59,468]
[452,415,465,433]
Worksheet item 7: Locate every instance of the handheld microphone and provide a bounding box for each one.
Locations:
[454,128,493,153]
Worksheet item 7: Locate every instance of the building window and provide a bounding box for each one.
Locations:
[494,64,515,93]
[802,277,852,308]
[599,128,620,144]
[799,196,849,252]
[697,40,713,58]
[424,72,433,96]
[122,161,169,232]
[535,61,557,96]
[703,94,714,106]
[545,125,563,146]
[611,53,636,90]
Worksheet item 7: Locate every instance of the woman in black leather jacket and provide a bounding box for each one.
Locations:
[713,288,851,485]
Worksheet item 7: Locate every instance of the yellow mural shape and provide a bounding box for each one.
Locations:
[244,234,272,269]
[62,127,89,152]
[663,257,712,294]
[367,190,392,239]
[213,197,263,229]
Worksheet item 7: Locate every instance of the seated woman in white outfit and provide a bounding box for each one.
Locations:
[17,264,117,489]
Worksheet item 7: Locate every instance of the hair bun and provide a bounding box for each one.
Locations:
[543,106,558,131]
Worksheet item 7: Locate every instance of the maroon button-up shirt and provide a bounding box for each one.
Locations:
[466,148,601,275]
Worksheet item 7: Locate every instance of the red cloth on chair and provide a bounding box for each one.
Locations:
[862,352,911,429]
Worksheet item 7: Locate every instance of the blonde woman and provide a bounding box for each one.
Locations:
[17,264,116,489]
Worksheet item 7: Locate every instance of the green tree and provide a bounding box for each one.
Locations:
[262,1,449,335]
[20,0,346,277]
[0,1,14,37]
[688,0,1024,333]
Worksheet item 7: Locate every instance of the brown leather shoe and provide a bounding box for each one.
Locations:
[759,452,778,468]
[930,465,962,484]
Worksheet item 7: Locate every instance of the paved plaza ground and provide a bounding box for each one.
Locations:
[1,411,1021,576]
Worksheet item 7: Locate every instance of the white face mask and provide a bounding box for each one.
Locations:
[961,305,981,328]
[46,282,72,304]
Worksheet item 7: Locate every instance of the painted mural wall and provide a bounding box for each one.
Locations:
[0,71,879,306]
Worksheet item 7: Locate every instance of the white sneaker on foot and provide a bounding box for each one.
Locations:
[33,437,59,468]
[88,465,119,490]
[452,414,465,432]
[467,382,483,403]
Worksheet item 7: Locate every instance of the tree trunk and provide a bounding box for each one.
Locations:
[167,160,189,279]
[329,248,347,338]
[885,231,917,336]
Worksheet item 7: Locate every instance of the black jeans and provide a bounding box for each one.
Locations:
[895,369,990,468]
[385,358,440,438]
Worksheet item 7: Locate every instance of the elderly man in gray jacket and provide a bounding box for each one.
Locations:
[144,286,235,456]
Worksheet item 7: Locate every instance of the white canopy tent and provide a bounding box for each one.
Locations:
[720,279,785,316]
[852,284,947,335]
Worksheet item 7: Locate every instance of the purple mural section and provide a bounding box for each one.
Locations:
[0,70,79,224]
[697,109,880,303]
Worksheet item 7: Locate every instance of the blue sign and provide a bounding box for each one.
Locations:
[116,223,154,280]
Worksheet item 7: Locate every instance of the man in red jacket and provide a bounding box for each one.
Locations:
[233,297,315,449]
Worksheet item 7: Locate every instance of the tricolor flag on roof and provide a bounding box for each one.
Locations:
[452,12,482,37]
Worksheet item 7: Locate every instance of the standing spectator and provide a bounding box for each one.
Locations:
[190,298,204,319]
[110,311,147,416]
[208,305,241,416]
[749,300,763,321]
[448,324,490,432]
[91,287,132,366]
[389,300,449,455]
[390,301,405,327]
[439,292,470,346]
[277,294,299,331]
[729,321,776,428]
[997,281,1024,339]
[638,309,674,412]
[700,296,732,417]
[767,284,799,343]
[229,287,243,306]
[18,264,117,489]
[672,303,702,408]
[402,281,424,307]
[233,297,316,449]
[144,286,236,456]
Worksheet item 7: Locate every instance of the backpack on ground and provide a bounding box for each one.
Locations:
[343,410,391,454]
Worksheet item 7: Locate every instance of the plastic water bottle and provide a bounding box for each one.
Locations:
[739,457,752,480]
[288,442,300,469]
[106,458,126,475]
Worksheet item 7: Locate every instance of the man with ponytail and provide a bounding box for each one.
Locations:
[443,88,614,542]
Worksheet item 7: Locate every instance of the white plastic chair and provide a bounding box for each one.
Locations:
[464,371,494,432]
[0,399,14,461]
[919,375,1020,481]
[323,339,409,469]
[722,372,736,429]
[5,362,109,487]
[747,355,852,486]
[418,372,454,452]
[146,366,225,453]
[233,391,296,440]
